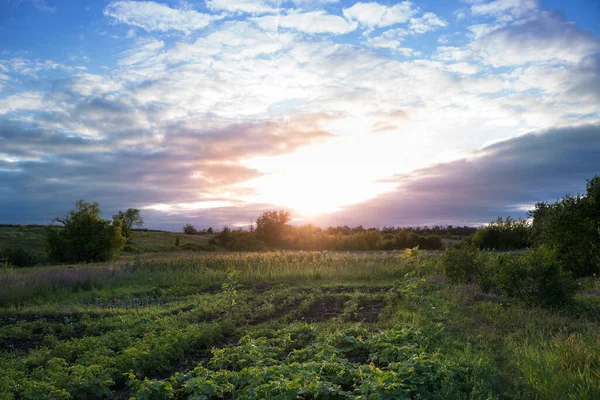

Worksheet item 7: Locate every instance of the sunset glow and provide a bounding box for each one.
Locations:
[0,0,599,229]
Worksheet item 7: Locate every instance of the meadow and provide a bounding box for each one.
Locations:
[1,250,599,399]
[0,226,216,266]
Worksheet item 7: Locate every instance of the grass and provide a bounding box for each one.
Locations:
[0,251,598,399]
[0,226,217,265]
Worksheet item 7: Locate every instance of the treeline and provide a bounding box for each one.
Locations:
[326,225,476,237]
[211,211,444,252]
[442,176,600,308]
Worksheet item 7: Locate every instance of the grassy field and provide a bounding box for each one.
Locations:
[0,226,217,264]
[0,251,598,399]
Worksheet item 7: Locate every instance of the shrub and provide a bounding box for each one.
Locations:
[227,231,265,251]
[182,224,196,235]
[528,176,600,277]
[495,246,575,307]
[180,243,216,252]
[472,216,531,250]
[441,242,490,286]
[1,247,38,267]
[46,200,125,263]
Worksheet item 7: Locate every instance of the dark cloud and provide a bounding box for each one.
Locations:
[318,124,600,227]
[0,112,333,227]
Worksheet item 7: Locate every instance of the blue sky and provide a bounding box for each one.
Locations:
[1,0,599,229]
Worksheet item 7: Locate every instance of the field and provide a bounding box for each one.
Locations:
[1,251,599,399]
[0,226,216,264]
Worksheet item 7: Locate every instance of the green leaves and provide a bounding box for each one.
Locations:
[126,325,475,400]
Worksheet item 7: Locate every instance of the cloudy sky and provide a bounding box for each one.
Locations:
[1,0,599,230]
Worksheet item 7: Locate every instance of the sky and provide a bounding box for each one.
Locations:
[0,0,599,230]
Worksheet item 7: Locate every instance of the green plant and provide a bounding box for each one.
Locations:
[528,175,600,277]
[45,200,125,263]
[1,248,38,267]
[495,246,575,307]
[441,242,491,286]
[222,269,242,318]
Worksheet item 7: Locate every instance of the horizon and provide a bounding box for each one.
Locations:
[1,0,599,230]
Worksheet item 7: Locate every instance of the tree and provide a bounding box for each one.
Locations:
[216,226,231,246]
[528,176,600,277]
[113,208,144,241]
[255,210,291,246]
[207,227,214,234]
[472,216,531,250]
[183,224,197,235]
[46,200,125,263]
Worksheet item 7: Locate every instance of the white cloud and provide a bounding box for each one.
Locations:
[104,1,219,33]
[119,38,165,66]
[471,11,600,67]
[0,92,45,115]
[364,12,446,52]
[254,11,356,34]
[365,28,407,50]
[206,0,278,14]
[408,12,447,34]
[471,0,538,20]
[343,1,417,28]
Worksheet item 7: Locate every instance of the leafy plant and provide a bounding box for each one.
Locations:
[495,246,575,307]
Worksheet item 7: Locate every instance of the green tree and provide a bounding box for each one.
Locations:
[46,200,125,263]
[528,176,600,277]
[113,208,144,241]
[255,210,291,246]
[183,224,197,235]
[472,216,531,250]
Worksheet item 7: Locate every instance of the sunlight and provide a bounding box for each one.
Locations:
[239,138,402,216]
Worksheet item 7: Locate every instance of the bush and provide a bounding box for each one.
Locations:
[180,243,216,252]
[441,242,491,286]
[227,231,265,251]
[182,224,196,235]
[1,248,38,267]
[495,246,575,307]
[46,200,125,263]
[528,176,600,277]
[472,216,531,250]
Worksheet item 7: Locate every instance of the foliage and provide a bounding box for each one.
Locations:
[1,247,38,267]
[494,246,575,307]
[113,208,144,241]
[528,175,600,277]
[255,210,291,247]
[45,200,125,263]
[0,251,598,399]
[472,216,531,250]
[226,230,265,251]
[126,325,490,400]
[441,242,491,285]
[182,224,197,235]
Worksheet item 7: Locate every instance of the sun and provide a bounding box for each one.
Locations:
[239,155,397,217]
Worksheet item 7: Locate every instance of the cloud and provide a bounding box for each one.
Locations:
[0,92,45,115]
[365,11,447,51]
[343,1,417,28]
[104,1,219,33]
[408,12,448,34]
[0,112,334,226]
[206,0,279,14]
[471,0,538,21]
[254,10,357,34]
[471,11,599,66]
[321,124,600,227]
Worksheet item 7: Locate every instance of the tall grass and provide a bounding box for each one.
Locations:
[0,251,440,307]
